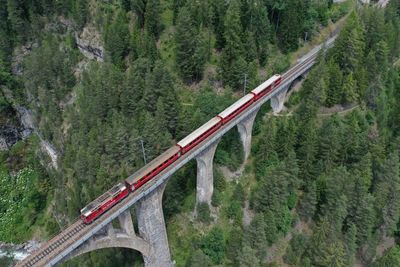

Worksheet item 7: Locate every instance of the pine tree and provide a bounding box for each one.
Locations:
[172,0,186,25]
[277,0,307,52]
[321,241,348,267]
[142,30,159,64]
[131,0,146,28]
[7,0,28,43]
[241,31,256,63]
[244,214,268,259]
[200,227,225,265]
[211,0,227,50]
[219,0,245,89]
[105,10,130,68]
[275,118,297,159]
[342,73,358,104]
[247,0,271,65]
[239,245,260,267]
[372,246,400,267]
[363,7,386,51]
[226,227,243,266]
[175,5,207,82]
[333,11,365,74]
[318,115,343,172]
[325,59,343,107]
[72,0,88,29]
[374,152,400,237]
[162,88,180,137]
[296,118,318,182]
[284,233,308,266]
[120,58,149,116]
[188,250,213,267]
[144,0,162,39]
[308,217,334,266]
[374,40,389,77]
[345,223,358,265]
[299,181,317,220]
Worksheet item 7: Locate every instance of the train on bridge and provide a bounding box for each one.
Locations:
[80,74,282,224]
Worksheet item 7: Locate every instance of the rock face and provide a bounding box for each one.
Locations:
[11,42,38,76]
[0,125,26,151]
[76,26,104,61]
[0,104,32,151]
[0,240,42,264]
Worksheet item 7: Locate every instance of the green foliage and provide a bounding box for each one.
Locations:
[0,167,44,242]
[200,227,225,265]
[218,0,246,90]
[284,233,308,266]
[105,10,129,68]
[197,202,212,223]
[175,5,208,82]
[373,246,400,267]
[4,1,400,266]
[277,0,309,52]
[144,0,162,39]
[71,0,88,29]
[333,11,365,75]
[187,249,213,267]
[0,90,13,115]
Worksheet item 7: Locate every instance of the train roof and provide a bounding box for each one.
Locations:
[251,74,281,95]
[177,117,221,148]
[125,146,180,185]
[80,182,126,217]
[218,94,254,119]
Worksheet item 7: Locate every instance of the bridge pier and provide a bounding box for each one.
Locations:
[196,139,221,205]
[136,181,173,267]
[237,108,260,162]
[61,210,150,263]
[271,86,289,114]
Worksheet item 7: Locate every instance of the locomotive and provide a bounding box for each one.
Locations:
[80,74,282,224]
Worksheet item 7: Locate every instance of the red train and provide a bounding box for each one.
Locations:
[80,74,282,224]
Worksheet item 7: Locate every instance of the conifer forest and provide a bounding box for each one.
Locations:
[1,0,400,266]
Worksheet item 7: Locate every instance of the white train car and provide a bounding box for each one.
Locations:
[218,93,255,124]
[177,117,222,154]
[251,74,282,100]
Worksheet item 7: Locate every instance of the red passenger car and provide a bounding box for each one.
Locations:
[80,183,129,224]
[218,94,255,124]
[125,146,181,191]
[251,74,282,100]
[177,117,222,154]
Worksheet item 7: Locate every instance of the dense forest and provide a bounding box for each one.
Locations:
[1,0,400,266]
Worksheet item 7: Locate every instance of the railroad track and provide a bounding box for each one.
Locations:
[20,222,86,266]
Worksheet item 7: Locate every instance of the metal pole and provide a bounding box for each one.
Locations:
[140,139,147,164]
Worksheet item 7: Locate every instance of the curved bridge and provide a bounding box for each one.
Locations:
[16,35,337,267]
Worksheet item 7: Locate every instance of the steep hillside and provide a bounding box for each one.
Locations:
[1,0,400,266]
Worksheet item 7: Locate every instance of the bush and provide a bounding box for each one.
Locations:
[283,233,308,265]
[226,200,242,222]
[287,192,298,210]
[211,189,222,207]
[197,202,212,223]
[214,168,226,191]
[200,227,225,265]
